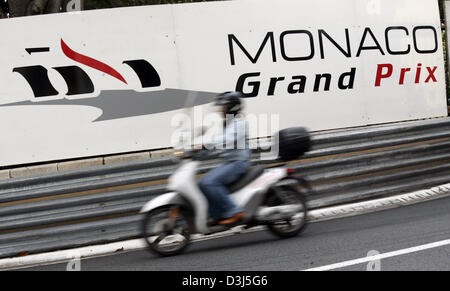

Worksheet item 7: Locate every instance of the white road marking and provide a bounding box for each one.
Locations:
[303,238,450,271]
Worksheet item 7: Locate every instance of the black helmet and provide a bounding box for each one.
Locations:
[215,91,243,115]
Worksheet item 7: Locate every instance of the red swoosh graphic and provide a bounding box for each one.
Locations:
[61,39,127,84]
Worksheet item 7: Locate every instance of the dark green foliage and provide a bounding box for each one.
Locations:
[438,0,450,102]
[84,0,220,10]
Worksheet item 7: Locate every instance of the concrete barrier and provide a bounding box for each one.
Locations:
[10,163,58,179]
[0,170,10,180]
[104,152,150,165]
[57,157,104,172]
[0,149,168,180]
[150,149,174,158]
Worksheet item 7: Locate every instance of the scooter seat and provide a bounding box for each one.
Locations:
[227,165,265,193]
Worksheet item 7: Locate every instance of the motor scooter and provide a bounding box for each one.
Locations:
[140,149,310,256]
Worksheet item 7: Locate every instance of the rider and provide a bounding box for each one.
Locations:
[198,91,251,225]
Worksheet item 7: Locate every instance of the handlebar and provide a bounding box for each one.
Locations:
[180,149,222,161]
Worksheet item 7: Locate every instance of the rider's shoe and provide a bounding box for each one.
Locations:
[207,219,220,226]
[217,212,245,225]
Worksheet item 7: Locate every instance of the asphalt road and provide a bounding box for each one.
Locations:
[20,196,450,271]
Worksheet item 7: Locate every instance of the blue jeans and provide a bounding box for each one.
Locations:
[198,161,250,220]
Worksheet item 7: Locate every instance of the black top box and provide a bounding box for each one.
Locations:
[276,127,311,161]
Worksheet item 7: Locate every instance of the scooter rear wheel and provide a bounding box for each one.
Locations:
[141,206,191,256]
[265,185,308,238]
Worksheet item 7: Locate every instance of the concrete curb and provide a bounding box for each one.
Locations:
[0,150,164,181]
[104,152,151,165]
[10,163,58,179]
[0,170,10,181]
[57,158,104,172]
[1,182,450,270]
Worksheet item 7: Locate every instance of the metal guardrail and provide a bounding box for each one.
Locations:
[1,117,450,258]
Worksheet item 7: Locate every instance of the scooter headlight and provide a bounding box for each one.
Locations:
[173,150,185,157]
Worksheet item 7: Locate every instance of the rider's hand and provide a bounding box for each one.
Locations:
[192,144,203,152]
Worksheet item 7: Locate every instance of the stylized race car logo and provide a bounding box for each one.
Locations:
[13,39,161,98]
[2,39,217,122]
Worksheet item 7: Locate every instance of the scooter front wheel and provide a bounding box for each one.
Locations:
[141,205,191,256]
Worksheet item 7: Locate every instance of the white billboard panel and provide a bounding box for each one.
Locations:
[0,0,446,166]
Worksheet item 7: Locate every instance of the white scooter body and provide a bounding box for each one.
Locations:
[140,158,297,235]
